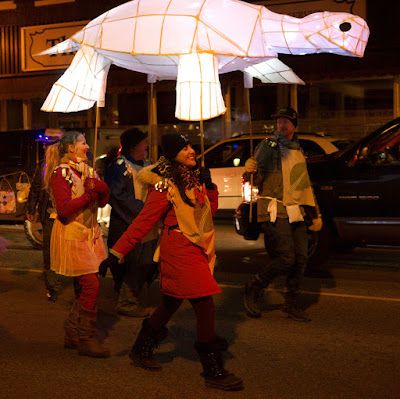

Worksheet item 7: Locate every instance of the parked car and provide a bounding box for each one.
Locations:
[202,132,340,211]
[0,129,111,248]
[235,117,400,267]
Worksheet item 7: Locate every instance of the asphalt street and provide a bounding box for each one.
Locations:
[0,223,399,399]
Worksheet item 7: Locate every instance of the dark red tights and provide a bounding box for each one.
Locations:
[148,295,216,343]
[75,273,100,311]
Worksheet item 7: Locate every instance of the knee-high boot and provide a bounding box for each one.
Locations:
[129,318,168,371]
[194,340,244,391]
[64,300,80,349]
[77,305,110,358]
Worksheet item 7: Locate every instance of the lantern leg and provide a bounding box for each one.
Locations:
[175,52,226,121]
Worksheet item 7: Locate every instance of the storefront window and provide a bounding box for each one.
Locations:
[0,1,16,11]
[7,100,22,130]
[298,79,393,138]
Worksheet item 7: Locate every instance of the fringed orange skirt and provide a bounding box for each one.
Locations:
[50,219,106,276]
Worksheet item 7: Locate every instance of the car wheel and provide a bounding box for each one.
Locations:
[24,216,43,249]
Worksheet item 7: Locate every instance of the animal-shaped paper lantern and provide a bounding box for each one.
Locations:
[41,0,369,121]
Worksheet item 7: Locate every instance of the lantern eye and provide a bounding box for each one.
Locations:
[339,22,352,32]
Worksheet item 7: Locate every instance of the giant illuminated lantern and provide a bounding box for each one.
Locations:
[41,0,369,121]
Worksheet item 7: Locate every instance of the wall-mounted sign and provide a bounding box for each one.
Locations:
[21,21,86,72]
[257,0,366,19]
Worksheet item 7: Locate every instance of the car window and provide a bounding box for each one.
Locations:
[298,139,325,157]
[0,131,41,173]
[204,139,263,168]
[331,139,354,151]
[361,122,400,165]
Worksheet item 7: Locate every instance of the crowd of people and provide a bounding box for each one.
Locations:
[15,106,322,392]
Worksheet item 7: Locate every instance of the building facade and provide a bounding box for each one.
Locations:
[1,0,399,148]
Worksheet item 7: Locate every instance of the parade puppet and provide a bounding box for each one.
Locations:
[40,0,369,121]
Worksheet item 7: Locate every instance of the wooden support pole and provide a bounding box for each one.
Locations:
[92,106,100,169]
[148,83,158,162]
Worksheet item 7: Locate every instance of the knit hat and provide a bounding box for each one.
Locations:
[161,133,190,160]
[120,128,148,155]
[272,107,298,127]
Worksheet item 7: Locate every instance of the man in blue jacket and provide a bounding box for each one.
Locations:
[105,128,158,317]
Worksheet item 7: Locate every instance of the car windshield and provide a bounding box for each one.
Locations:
[204,139,263,168]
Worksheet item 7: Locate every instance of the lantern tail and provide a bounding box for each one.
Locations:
[244,59,304,85]
[41,45,111,113]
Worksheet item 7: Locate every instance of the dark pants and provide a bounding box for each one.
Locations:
[108,217,158,294]
[123,241,158,295]
[257,218,308,294]
[148,295,216,343]
[42,217,62,294]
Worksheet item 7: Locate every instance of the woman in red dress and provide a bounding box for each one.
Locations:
[44,131,110,358]
[100,133,243,391]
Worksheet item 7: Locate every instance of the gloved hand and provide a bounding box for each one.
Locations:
[199,167,214,190]
[84,177,108,194]
[244,157,257,173]
[308,216,323,232]
[98,252,119,277]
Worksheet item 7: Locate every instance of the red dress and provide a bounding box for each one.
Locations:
[113,187,221,299]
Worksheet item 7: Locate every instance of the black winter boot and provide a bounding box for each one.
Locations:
[215,335,229,351]
[243,277,264,318]
[195,341,244,391]
[283,292,311,322]
[129,318,168,371]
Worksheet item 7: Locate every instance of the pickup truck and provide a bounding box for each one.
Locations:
[307,116,400,265]
[235,117,400,267]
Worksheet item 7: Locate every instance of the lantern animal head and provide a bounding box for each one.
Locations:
[262,10,369,58]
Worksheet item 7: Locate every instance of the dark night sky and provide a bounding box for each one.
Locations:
[366,0,400,49]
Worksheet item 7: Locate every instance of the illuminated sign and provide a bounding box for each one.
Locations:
[21,21,86,72]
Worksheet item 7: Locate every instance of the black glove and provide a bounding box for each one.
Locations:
[199,167,214,190]
[98,253,119,277]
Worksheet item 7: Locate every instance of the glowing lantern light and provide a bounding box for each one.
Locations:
[40,0,370,122]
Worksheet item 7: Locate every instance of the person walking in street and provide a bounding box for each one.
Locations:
[43,130,110,358]
[26,129,63,303]
[104,128,158,318]
[99,133,243,391]
[243,107,322,322]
